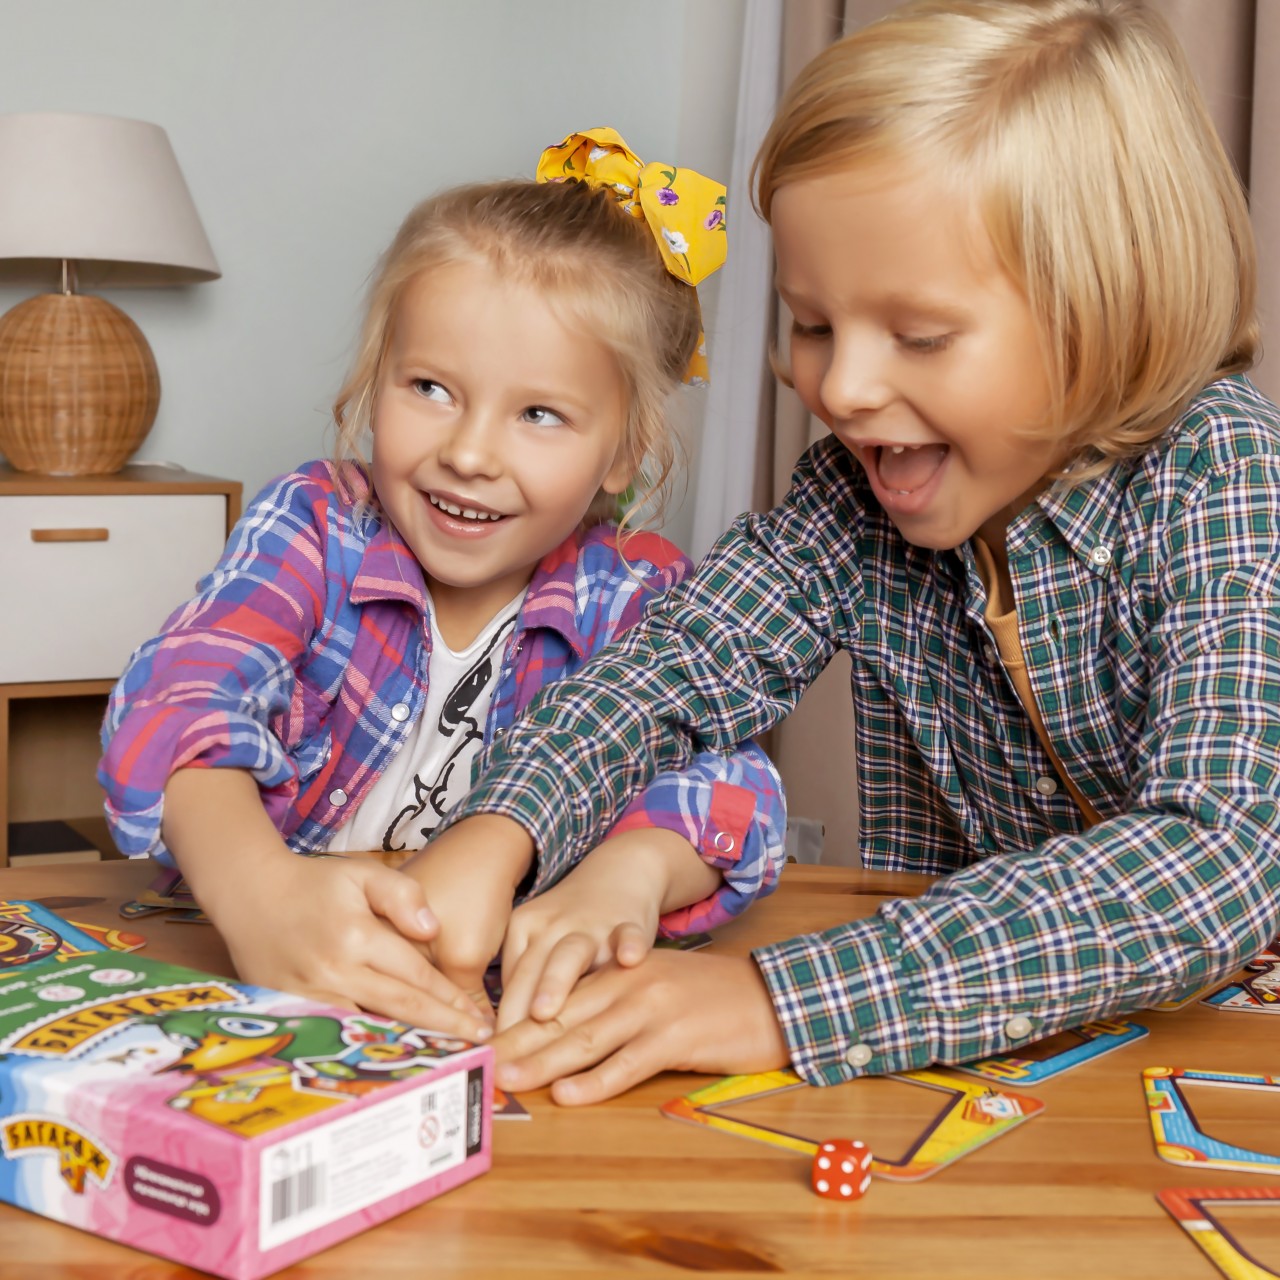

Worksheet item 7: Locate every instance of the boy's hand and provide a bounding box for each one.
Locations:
[400,815,534,1007]
[492,949,790,1104]
[496,830,681,1030]
[213,854,494,1043]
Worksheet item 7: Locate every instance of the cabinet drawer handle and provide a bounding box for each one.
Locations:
[30,528,110,543]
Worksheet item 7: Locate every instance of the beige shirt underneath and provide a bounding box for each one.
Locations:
[971,536,1101,828]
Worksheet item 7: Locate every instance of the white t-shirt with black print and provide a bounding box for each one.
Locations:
[325,588,526,854]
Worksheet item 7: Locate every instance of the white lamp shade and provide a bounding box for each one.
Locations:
[0,111,220,286]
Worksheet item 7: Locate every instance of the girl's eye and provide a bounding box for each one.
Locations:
[521,405,566,427]
[791,319,831,340]
[412,379,452,402]
[898,334,953,354]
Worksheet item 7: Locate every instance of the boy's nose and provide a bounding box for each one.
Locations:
[820,334,892,422]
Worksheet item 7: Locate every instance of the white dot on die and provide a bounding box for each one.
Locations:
[840,1185,853,1196]
[841,1160,854,1173]
[816,1179,829,1193]
[861,1175,872,1193]
[822,1143,835,1152]
[817,1156,831,1169]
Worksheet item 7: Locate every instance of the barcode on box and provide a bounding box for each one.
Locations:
[270,1161,325,1224]
[259,1075,469,1253]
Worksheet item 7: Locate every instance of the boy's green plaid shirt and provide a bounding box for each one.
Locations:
[451,374,1280,1084]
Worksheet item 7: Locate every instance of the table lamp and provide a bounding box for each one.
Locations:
[0,112,220,476]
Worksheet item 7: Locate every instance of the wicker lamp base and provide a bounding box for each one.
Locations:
[0,292,161,476]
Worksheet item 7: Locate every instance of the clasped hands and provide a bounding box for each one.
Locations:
[213,813,789,1106]
[401,816,791,1105]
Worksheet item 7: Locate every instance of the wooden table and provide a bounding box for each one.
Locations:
[1,860,1277,1279]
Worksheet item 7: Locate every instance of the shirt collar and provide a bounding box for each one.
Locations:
[350,515,593,656]
[1008,451,1139,574]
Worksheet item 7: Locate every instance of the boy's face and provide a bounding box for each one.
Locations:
[371,259,632,645]
[772,159,1058,554]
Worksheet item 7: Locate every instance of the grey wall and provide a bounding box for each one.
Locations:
[0,0,745,550]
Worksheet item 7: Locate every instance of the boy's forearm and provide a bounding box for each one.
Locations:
[161,767,296,916]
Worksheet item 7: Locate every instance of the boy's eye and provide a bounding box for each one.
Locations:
[412,378,452,402]
[897,334,953,354]
[790,319,831,340]
[521,405,566,427]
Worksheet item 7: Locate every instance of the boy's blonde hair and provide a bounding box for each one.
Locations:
[754,0,1259,473]
[333,179,702,526]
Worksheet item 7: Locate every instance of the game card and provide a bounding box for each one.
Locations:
[1202,957,1280,1014]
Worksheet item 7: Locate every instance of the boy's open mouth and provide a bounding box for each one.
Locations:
[870,444,949,495]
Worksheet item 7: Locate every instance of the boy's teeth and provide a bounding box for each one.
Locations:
[875,442,948,493]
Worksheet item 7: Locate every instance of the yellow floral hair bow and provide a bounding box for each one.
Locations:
[536,127,727,384]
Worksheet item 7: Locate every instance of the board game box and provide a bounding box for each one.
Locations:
[0,945,492,1279]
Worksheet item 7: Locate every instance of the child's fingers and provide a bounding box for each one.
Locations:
[496,932,594,1032]
[363,927,494,1037]
[494,952,539,1032]
[356,968,494,1042]
[303,988,360,1013]
[528,933,600,1022]
[495,989,650,1098]
[610,922,652,968]
[358,864,439,941]
[499,913,535,989]
[550,1030,670,1106]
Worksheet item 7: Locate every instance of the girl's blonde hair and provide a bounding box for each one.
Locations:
[754,0,1259,474]
[333,179,702,526]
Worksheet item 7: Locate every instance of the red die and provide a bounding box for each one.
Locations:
[811,1139,873,1201]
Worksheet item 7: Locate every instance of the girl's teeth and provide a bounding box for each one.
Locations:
[431,496,500,521]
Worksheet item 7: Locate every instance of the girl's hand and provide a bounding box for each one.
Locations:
[496,829,684,1031]
[493,949,791,1104]
[161,767,489,1042]
[400,814,535,1007]
[213,854,495,1043]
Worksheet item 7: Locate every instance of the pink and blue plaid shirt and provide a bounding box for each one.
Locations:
[99,461,785,935]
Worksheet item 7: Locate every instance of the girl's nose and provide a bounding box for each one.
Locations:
[438,410,502,478]
[820,333,892,422]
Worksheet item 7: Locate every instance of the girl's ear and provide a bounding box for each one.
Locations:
[600,449,637,497]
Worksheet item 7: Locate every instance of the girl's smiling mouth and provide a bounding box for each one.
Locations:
[427,492,508,523]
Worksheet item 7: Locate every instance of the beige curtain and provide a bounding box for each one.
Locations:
[767,0,1279,864]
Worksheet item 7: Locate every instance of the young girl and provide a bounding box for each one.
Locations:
[99,129,785,1042]
[434,0,1280,1102]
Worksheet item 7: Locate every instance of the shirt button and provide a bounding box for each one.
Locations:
[713,831,736,854]
[1004,1015,1034,1039]
[1034,775,1058,797]
[493,728,505,739]
[391,702,411,722]
[1088,543,1113,567]
[329,788,348,806]
[983,644,996,662]
[845,1043,874,1068]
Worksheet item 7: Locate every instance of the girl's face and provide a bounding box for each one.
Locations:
[772,158,1058,554]
[372,260,632,647]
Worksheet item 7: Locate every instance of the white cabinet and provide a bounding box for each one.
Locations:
[0,465,242,865]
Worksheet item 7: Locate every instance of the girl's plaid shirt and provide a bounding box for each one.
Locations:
[99,460,786,937]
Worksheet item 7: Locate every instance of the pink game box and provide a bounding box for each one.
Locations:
[0,936,492,1279]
